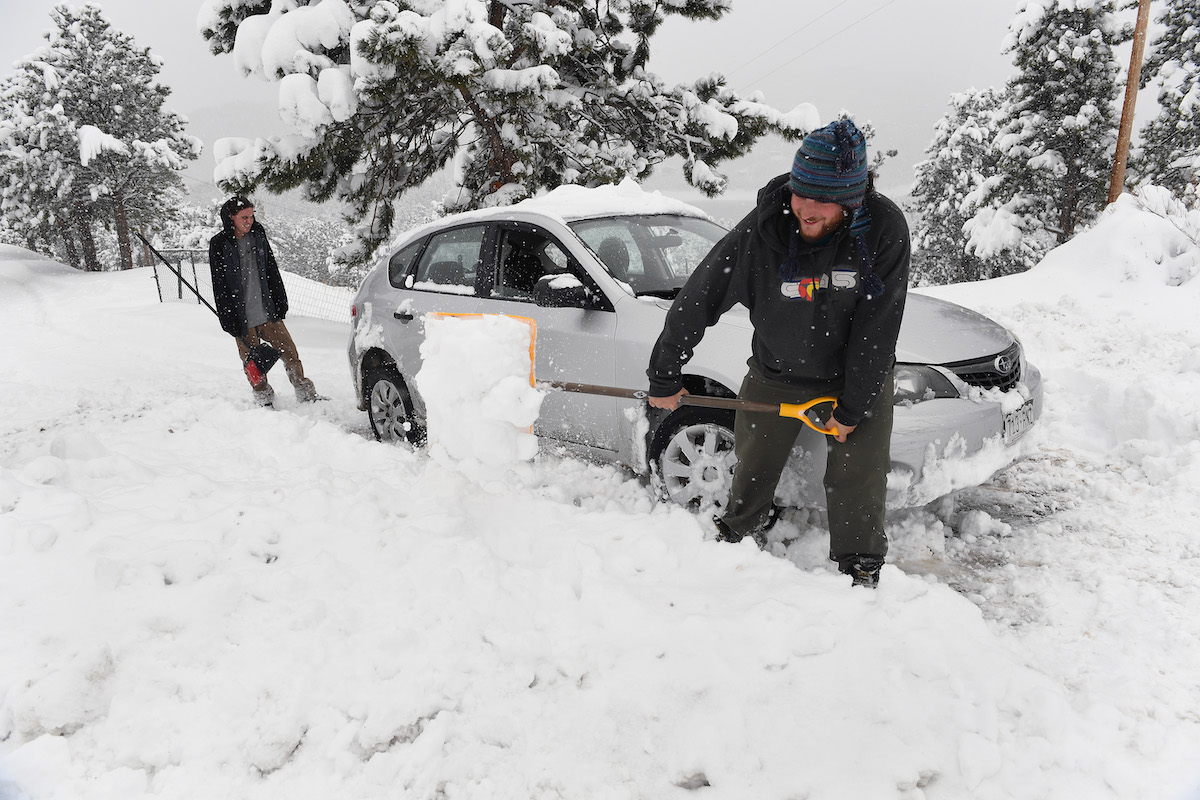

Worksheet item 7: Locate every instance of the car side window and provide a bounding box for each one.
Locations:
[412,225,485,295]
[387,239,425,287]
[495,229,571,300]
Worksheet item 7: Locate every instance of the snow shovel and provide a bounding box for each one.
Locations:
[136,232,280,384]
[432,313,839,435]
[539,380,842,435]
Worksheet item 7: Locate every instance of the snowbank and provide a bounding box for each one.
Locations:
[920,190,1200,469]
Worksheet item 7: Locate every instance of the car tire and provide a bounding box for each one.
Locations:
[648,407,738,512]
[365,363,424,445]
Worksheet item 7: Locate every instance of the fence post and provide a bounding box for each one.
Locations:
[140,229,164,303]
[151,263,164,303]
[190,255,200,306]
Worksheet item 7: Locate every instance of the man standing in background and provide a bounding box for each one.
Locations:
[208,196,325,407]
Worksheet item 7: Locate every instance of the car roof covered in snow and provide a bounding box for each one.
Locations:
[513,178,713,222]
[385,178,715,254]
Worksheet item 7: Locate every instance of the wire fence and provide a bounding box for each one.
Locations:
[148,249,354,324]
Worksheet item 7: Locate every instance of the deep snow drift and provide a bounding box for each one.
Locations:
[1,190,1199,800]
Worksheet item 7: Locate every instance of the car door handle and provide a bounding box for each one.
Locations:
[393,310,414,322]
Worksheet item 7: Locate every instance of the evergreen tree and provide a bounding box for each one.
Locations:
[910,88,1007,285]
[966,0,1127,270]
[0,4,200,270]
[0,69,95,268]
[198,0,807,265]
[1136,0,1200,207]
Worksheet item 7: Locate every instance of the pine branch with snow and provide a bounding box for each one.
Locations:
[197,0,806,266]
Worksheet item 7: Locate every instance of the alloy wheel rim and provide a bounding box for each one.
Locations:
[659,422,736,510]
[370,380,408,441]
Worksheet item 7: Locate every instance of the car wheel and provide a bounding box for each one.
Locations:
[366,364,423,445]
[649,407,738,512]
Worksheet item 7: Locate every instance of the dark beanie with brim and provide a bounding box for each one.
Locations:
[783,119,884,298]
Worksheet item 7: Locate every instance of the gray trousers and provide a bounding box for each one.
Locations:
[720,361,893,562]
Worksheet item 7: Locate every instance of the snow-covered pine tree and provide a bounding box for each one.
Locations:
[198,0,810,266]
[59,5,202,270]
[1136,0,1200,207]
[967,0,1128,271]
[910,87,1007,285]
[0,68,94,268]
[0,5,201,271]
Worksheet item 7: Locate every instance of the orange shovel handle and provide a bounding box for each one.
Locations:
[777,397,839,435]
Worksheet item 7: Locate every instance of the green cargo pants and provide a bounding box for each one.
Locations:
[719,360,894,562]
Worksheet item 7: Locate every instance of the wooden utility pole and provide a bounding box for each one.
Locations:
[1108,0,1154,205]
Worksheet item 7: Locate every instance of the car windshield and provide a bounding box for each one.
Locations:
[570,214,727,299]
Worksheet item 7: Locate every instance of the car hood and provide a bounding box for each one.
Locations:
[650,291,1014,364]
[896,293,1014,363]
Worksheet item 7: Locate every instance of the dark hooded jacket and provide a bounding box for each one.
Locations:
[208,200,288,337]
[647,173,910,427]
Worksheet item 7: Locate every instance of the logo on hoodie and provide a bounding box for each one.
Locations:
[781,277,820,300]
[831,269,859,289]
[780,269,859,301]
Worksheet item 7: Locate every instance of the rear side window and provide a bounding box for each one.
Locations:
[412,225,486,295]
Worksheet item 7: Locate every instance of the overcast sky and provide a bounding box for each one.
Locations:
[2,1,1037,215]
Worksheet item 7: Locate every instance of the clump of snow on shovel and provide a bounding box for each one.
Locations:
[416,314,543,480]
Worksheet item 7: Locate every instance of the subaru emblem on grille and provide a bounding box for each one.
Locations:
[994,354,1015,374]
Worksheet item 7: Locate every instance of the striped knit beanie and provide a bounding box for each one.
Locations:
[789,119,868,207]
[785,118,884,298]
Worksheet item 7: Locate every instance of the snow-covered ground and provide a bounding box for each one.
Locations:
[2,190,1199,799]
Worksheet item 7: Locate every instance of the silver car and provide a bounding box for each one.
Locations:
[348,185,1043,510]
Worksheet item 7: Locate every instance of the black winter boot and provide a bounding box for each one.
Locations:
[712,516,744,543]
[838,556,884,588]
[714,504,784,547]
[761,503,784,534]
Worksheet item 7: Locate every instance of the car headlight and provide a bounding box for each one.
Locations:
[893,364,960,404]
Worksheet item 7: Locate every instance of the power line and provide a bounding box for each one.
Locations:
[723,0,857,80]
[737,0,904,93]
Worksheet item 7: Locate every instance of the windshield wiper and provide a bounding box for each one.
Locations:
[636,288,680,300]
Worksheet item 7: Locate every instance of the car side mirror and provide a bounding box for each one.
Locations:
[533,274,591,309]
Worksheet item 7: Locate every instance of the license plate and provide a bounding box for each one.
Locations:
[1003,399,1035,444]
